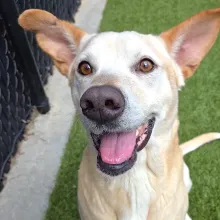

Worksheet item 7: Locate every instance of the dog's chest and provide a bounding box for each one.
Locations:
[120,184,150,220]
[79,148,154,220]
[114,164,152,220]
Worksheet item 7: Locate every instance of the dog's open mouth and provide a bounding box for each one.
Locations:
[91,117,155,176]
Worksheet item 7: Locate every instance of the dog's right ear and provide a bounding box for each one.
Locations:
[18,9,87,77]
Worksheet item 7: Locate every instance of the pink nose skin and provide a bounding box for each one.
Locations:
[80,86,125,124]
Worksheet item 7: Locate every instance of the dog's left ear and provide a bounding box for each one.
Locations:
[18,9,87,76]
[161,8,220,79]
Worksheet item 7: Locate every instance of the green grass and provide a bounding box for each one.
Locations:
[45,1,220,219]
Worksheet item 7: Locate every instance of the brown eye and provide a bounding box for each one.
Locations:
[78,61,92,75]
[139,58,155,73]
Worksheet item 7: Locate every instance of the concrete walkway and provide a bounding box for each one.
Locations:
[0,1,107,220]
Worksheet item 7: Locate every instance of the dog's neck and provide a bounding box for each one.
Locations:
[145,117,180,179]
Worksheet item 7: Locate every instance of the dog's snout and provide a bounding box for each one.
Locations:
[80,86,125,123]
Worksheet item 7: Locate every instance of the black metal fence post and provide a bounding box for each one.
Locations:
[0,0,50,114]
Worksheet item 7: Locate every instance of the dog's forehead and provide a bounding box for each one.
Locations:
[80,31,169,65]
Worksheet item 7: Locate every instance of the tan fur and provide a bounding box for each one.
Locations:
[146,121,188,220]
[91,75,121,87]
[77,8,220,220]
[181,132,220,155]
[18,8,220,220]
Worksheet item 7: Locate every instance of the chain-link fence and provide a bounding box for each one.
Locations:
[0,0,80,192]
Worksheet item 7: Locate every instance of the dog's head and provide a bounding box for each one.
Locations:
[19,8,220,176]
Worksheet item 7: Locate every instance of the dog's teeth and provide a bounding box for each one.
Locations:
[144,128,148,134]
[136,130,139,137]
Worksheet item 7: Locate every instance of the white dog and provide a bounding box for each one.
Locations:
[19,8,220,220]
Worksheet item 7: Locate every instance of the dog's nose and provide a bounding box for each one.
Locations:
[80,86,125,123]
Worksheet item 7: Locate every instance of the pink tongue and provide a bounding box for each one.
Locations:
[100,131,136,164]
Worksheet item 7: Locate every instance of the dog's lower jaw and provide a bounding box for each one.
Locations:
[78,119,189,220]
